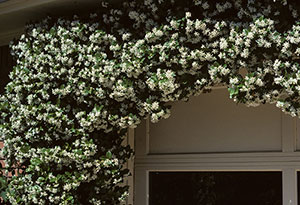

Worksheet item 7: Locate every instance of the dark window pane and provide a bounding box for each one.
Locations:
[297,172,300,204]
[0,45,14,94]
[149,172,282,205]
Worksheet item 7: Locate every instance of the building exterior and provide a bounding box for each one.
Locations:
[1,1,300,205]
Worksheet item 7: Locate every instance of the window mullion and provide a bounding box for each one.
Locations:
[283,168,297,205]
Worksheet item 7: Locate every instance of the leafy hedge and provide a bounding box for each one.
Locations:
[1,0,300,204]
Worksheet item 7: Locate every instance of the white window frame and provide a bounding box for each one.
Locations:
[134,112,300,205]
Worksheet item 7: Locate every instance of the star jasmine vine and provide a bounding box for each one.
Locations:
[1,0,300,204]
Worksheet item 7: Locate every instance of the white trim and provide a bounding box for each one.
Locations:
[0,28,23,46]
[135,120,148,156]
[135,169,148,205]
[135,152,300,170]
[0,0,109,46]
[0,0,59,46]
[145,118,150,155]
[127,128,135,205]
[283,168,298,205]
[282,113,297,152]
[0,0,58,15]
[296,119,300,150]
[121,128,135,205]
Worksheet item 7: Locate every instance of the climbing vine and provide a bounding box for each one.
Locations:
[1,0,300,204]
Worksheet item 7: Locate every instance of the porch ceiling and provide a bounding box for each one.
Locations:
[0,0,113,46]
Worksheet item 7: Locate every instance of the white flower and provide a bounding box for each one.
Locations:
[155,30,163,37]
[185,12,191,18]
[230,77,239,85]
[219,38,228,49]
[256,79,264,87]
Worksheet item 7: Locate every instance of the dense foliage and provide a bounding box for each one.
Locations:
[1,0,300,204]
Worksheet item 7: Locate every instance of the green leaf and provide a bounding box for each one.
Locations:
[106,151,112,159]
[0,191,7,202]
[228,87,238,98]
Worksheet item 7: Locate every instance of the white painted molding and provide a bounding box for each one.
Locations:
[283,168,297,205]
[0,28,24,46]
[282,113,297,152]
[145,118,150,155]
[0,0,108,45]
[0,0,58,15]
[0,0,59,46]
[135,151,300,169]
[127,128,135,205]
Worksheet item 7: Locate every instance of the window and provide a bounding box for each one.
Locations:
[134,89,299,205]
[149,172,282,205]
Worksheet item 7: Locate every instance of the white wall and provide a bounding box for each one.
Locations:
[148,89,282,154]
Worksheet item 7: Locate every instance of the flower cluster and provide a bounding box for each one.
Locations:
[1,0,300,204]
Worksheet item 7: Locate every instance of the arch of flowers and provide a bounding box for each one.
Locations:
[1,0,300,204]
